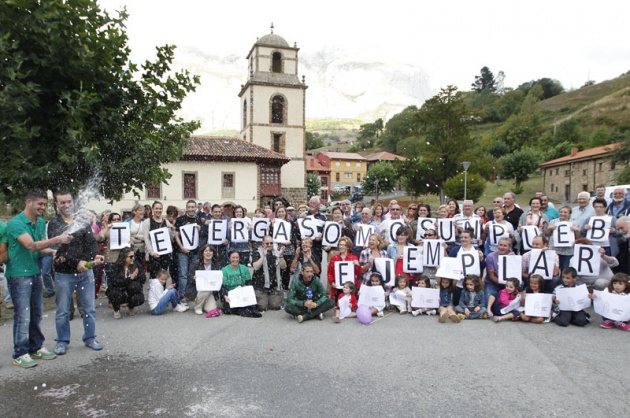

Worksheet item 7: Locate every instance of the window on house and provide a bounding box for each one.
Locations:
[146,182,161,199]
[271,95,284,124]
[260,166,281,196]
[321,177,328,187]
[356,162,361,167]
[550,184,554,194]
[336,173,340,182]
[565,170,570,177]
[346,162,351,167]
[611,161,617,170]
[272,133,284,154]
[272,52,282,73]
[357,173,361,182]
[344,173,353,179]
[222,173,235,199]
[582,184,588,192]
[556,168,559,175]
[598,163,603,172]
[335,161,340,167]
[183,173,196,199]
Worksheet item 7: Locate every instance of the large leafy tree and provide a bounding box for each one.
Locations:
[499,148,543,190]
[443,172,486,202]
[355,118,383,150]
[306,172,321,199]
[380,106,419,153]
[399,86,477,201]
[0,0,200,206]
[362,162,397,201]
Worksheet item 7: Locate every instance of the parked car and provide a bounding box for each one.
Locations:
[326,201,341,214]
[349,191,364,203]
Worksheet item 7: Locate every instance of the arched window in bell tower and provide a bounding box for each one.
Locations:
[272,52,282,73]
[271,95,285,124]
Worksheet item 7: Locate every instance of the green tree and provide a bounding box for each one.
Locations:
[553,118,583,147]
[471,66,496,92]
[305,131,324,150]
[396,157,442,197]
[380,106,419,153]
[356,118,383,149]
[362,162,397,198]
[400,86,477,201]
[499,148,543,189]
[306,172,321,199]
[443,172,486,201]
[0,0,199,205]
[518,78,564,100]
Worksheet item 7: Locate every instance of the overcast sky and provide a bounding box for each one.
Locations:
[99,0,630,110]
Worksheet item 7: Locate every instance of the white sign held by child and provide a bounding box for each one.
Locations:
[195,270,223,292]
[149,227,172,255]
[338,295,352,320]
[556,284,591,312]
[411,287,440,308]
[524,293,553,318]
[227,285,257,308]
[109,222,131,250]
[593,290,630,322]
[389,290,410,308]
[358,286,386,310]
[500,294,522,315]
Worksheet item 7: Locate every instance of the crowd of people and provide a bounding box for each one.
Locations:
[1,186,629,368]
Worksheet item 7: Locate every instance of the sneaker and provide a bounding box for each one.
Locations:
[600,320,614,329]
[195,308,203,315]
[399,310,408,315]
[174,304,189,313]
[585,312,592,323]
[411,310,421,317]
[206,308,221,318]
[85,340,103,351]
[457,313,466,321]
[376,311,384,317]
[513,316,521,322]
[332,316,341,323]
[426,309,436,316]
[296,315,304,323]
[493,316,502,323]
[438,313,448,323]
[13,353,37,368]
[317,313,324,320]
[113,310,121,319]
[180,300,189,306]
[31,347,56,360]
[128,307,136,316]
[450,314,461,323]
[616,322,630,331]
[480,313,488,319]
[54,342,67,355]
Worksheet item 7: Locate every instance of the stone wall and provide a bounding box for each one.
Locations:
[280,187,307,206]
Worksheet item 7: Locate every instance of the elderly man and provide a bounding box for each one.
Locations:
[590,184,611,206]
[383,199,406,221]
[616,216,630,274]
[570,191,595,225]
[453,200,481,245]
[503,192,524,230]
[606,187,630,218]
[352,207,377,255]
[487,196,503,221]
[340,200,353,220]
[380,202,405,246]
[251,236,286,311]
[484,237,513,317]
[540,194,559,221]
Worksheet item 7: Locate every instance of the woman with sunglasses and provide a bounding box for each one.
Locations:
[96,212,123,291]
[107,247,146,319]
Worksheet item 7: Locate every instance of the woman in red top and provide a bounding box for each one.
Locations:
[327,236,361,302]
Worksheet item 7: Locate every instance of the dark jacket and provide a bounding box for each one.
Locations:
[286,275,330,308]
[49,215,99,274]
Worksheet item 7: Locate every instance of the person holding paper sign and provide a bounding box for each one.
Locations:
[482,207,515,257]
[448,229,485,305]
[521,235,560,290]
[387,227,415,286]
[492,278,521,323]
[484,237,514,317]
[551,267,592,327]
[269,206,300,289]
[227,206,251,266]
[519,275,548,324]
[143,201,173,279]
[96,212,123,290]
[359,273,387,317]
[359,233,387,285]
[307,196,327,263]
[582,198,618,257]
[517,197,549,254]
[285,265,334,323]
[251,236,286,311]
[332,282,358,322]
[220,251,261,317]
[174,200,203,300]
[187,244,221,317]
[352,208,377,255]
[594,273,630,331]
[324,207,355,257]
[546,205,580,270]
[455,275,487,320]
[573,238,618,291]
[327,237,361,302]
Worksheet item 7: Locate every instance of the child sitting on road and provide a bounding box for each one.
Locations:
[520,274,547,324]
[391,274,412,314]
[455,274,487,320]
[594,272,630,331]
[552,267,590,327]
[148,270,189,315]
[359,273,386,317]
[437,277,460,323]
[332,281,357,323]
[411,275,437,316]
[493,277,520,323]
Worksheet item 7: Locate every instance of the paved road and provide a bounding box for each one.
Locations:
[0,292,628,417]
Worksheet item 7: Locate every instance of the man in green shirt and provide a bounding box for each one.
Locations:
[285,264,334,323]
[5,189,72,368]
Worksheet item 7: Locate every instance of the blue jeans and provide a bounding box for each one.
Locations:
[150,289,180,315]
[9,275,45,358]
[484,281,504,316]
[39,254,55,294]
[55,271,97,345]
[177,252,198,297]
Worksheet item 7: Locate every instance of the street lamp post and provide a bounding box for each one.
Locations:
[462,161,471,201]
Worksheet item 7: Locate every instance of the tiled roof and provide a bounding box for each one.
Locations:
[322,152,367,160]
[306,155,330,171]
[183,136,290,165]
[363,151,407,162]
[539,143,622,167]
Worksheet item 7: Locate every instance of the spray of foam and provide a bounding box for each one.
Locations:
[66,174,103,234]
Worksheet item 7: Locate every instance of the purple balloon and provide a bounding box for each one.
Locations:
[356,305,372,325]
